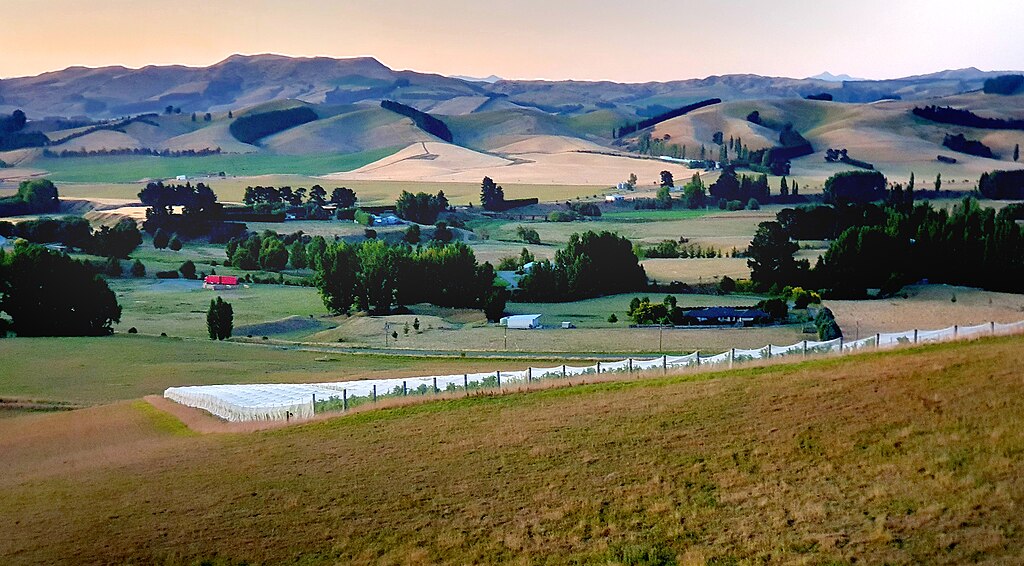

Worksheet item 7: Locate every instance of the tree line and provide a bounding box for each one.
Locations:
[229,107,319,144]
[0,216,142,259]
[43,147,223,159]
[380,100,453,142]
[748,172,1024,296]
[913,105,1024,130]
[615,99,721,138]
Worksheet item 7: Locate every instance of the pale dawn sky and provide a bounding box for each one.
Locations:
[3,0,1022,81]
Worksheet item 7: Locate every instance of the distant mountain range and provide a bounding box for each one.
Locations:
[1,54,1020,120]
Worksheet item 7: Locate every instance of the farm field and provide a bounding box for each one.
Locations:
[108,279,328,339]
[0,335,561,406]
[34,148,401,183]
[2,336,1023,563]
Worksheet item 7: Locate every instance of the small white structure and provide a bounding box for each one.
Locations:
[561,321,576,329]
[521,261,536,274]
[500,314,542,329]
[605,194,624,203]
[372,214,403,226]
[175,175,188,181]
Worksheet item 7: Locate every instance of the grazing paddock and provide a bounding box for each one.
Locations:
[0,335,563,405]
[642,257,751,284]
[827,284,1024,338]
[2,336,1023,563]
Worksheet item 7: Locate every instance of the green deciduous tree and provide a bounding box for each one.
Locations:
[0,244,121,336]
[206,296,233,340]
[747,221,802,291]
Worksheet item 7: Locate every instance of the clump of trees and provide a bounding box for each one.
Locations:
[0,179,60,217]
[380,100,453,142]
[747,221,806,292]
[242,185,356,210]
[982,75,1024,95]
[206,297,233,340]
[4,217,142,258]
[0,243,121,336]
[943,133,996,159]
[814,307,842,340]
[709,167,770,204]
[979,170,1024,199]
[824,148,874,170]
[313,240,506,320]
[822,170,887,205]
[0,110,49,151]
[229,107,318,144]
[517,231,646,302]
[138,182,241,241]
[395,190,449,224]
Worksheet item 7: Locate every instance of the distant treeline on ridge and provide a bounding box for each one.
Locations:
[380,100,453,142]
[229,107,319,145]
[912,105,1024,130]
[614,98,721,138]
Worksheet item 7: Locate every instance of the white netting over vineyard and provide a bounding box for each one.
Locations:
[531,365,566,379]
[995,321,1024,335]
[666,353,699,368]
[599,360,631,373]
[166,319,1024,422]
[633,357,666,371]
[770,342,806,357]
[842,336,876,353]
[701,351,732,366]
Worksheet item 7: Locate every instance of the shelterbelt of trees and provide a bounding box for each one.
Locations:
[747,170,1024,297]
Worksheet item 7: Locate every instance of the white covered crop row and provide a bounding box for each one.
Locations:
[165,320,1024,422]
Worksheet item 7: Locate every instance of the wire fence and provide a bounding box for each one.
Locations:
[164,320,1024,423]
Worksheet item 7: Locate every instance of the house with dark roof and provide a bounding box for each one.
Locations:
[683,307,769,326]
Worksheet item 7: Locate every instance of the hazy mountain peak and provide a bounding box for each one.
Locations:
[809,71,865,82]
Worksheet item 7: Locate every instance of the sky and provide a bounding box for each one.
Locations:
[4,0,1023,81]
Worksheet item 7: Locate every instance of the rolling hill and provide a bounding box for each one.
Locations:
[1,335,1022,563]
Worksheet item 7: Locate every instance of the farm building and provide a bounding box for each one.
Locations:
[605,194,625,202]
[204,275,239,290]
[684,307,768,326]
[500,314,542,329]
[372,214,403,226]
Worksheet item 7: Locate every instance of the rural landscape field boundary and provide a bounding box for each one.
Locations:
[165,319,1024,423]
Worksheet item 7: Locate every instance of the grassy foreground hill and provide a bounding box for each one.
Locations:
[2,335,1023,564]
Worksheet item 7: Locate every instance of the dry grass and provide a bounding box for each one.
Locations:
[1,336,1023,563]
[829,284,1024,337]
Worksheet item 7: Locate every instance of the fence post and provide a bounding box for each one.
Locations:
[496,371,501,389]
[663,355,667,374]
[802,340,807,357]
[372,384,377,403]
[839,336,844,353]
[562,365,567,378]
[403,381,407,396]
[730,348,735,368]
[433,377,438,394]
[696,352,701,367]
[875,333,880,349]
[991,321,996,336]
[767,345,772,359]
[596,361,602,374]
[954,325,958,339]
[527,367,532,383]
[312,393,316,414]
[343,389,348,412]
[628,358,633,373]
[464,374,469,395]
[914,329,918,343]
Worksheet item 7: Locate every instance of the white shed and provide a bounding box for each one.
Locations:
[501,314,542,329]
